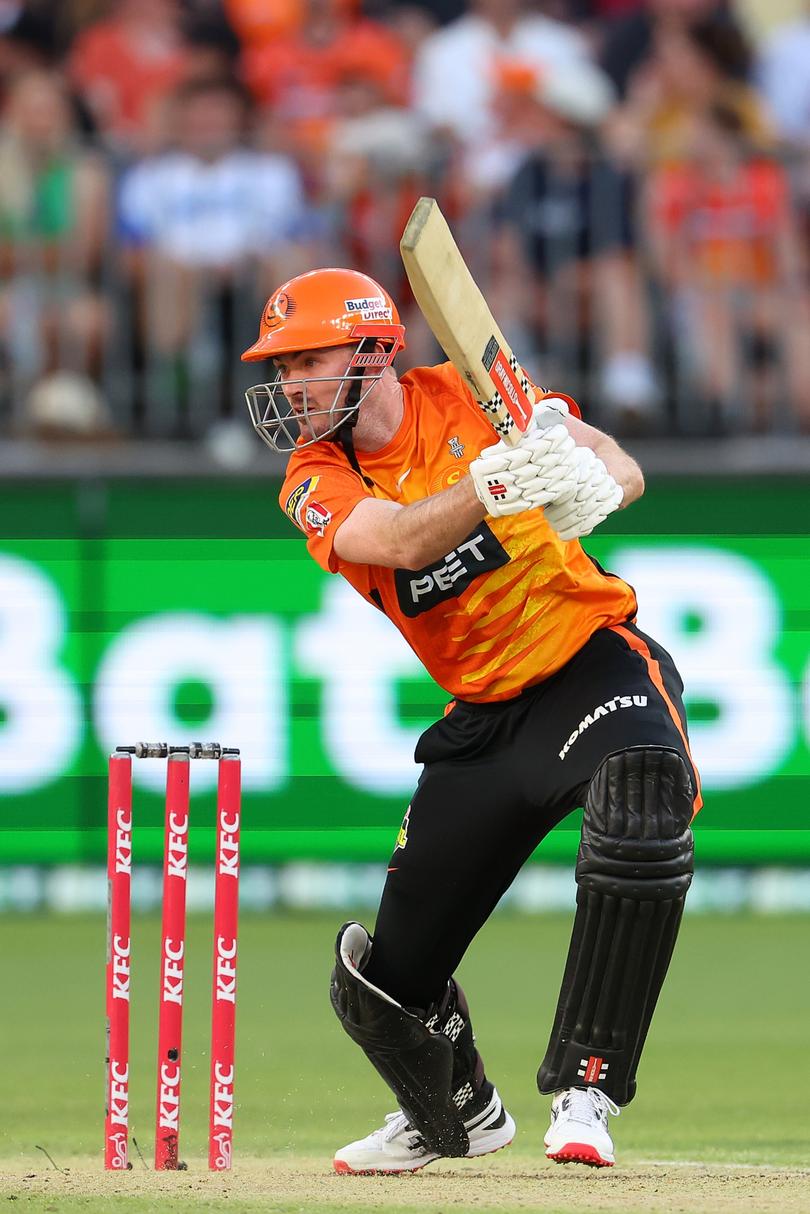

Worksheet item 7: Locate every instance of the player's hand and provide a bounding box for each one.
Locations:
[542,446,624,540]
[528,396,570,427]
[512,423,579,505]
[469,421,578,516]
[469,439,538,515]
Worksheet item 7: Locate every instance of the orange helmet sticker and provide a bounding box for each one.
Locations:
[263,290,294,331]
[242,267,405,362]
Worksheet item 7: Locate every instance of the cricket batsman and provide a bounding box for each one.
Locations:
[242,267,701,1172]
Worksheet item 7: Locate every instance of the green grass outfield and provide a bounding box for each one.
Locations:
[0,911,808,1213]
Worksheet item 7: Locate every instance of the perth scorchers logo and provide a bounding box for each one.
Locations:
[429,439,468,492]
[430,464,467,493]
[263,290,295,331]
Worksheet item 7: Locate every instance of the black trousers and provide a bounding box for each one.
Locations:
[364,622,700,1008]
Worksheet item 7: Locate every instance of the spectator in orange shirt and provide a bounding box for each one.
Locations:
[242,0,409,186]
[69,0,190,153]
[646,103,810,432]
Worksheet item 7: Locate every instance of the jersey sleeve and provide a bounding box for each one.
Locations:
[279,462,372,574]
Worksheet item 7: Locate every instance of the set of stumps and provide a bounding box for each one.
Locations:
[104,743,241,1171]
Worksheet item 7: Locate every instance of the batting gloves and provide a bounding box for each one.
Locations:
[469,422,578,517]
[542,446,624,540]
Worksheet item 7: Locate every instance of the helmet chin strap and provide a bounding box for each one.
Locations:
[331,339,376,489]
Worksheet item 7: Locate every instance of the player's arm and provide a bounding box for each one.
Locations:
[562,414,644,507]
[334,478,486,570]
[334,416,582,569]
[528,408,643,542]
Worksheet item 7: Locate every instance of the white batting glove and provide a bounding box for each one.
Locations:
[530,396,570,422]
[469,439,537,515]
[511,423,578,505]
[543,446,624,540]
[469,416,578,517]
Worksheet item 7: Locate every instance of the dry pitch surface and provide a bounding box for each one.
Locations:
[4,913,808,1212]
[3,1156,810,1214]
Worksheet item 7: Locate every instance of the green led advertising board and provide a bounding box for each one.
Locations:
[0,477,807,866]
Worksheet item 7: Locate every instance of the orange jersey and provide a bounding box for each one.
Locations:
[280,363,637,703]
[651,158,790,287]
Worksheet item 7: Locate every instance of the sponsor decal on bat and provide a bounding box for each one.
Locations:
[490,350,532,428]
[481,336,499,371]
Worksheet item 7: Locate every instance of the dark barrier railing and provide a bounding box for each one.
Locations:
[2,152,809,440]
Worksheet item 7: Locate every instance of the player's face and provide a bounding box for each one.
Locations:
[274,345,356,438]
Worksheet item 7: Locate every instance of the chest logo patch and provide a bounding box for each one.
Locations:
[431,463,467,492]
[448,436,465,459]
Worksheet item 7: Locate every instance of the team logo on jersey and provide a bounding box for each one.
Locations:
[395,806,411,851]
[431,465,466,492]
[284,475,320,529]
[344,296,392,322]
[394,523,509,618]
[304,500,332,536]
[448,436,465,459]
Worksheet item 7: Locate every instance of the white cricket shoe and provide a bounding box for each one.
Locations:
[333,1086,515,1175]
[544,1086,620,1167]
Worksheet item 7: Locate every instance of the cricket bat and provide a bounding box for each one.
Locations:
[400,197,536,447]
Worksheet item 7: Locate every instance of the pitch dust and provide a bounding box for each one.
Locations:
[2,1155,810,1214]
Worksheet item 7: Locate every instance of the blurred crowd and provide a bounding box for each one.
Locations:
[1,0,810,445]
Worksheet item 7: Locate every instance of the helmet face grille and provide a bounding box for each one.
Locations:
[244,345,388,453]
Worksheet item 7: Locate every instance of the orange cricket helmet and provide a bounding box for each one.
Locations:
[241,267,406,362]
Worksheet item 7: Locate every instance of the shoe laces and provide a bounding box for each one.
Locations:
[562,1087,620,1126]
[376,1111,421,1146]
